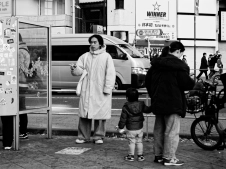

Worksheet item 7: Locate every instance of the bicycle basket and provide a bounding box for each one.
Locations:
[186,94,204,114]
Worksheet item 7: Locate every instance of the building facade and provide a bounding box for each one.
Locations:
[11,0,226,71]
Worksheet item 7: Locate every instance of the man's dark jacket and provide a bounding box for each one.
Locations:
[199,56,208,71]
[118,101,151,130]
[209,55,218,68]
[145,54,195,118]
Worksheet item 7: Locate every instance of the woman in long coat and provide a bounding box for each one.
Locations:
[71,34,116,144]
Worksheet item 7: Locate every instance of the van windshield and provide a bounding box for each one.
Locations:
[118,44,144,58]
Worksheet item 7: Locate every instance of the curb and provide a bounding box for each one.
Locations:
[27,127,192,139]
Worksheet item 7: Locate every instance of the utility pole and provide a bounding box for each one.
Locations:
[194,0,199,81]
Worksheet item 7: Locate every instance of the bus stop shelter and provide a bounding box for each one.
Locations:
[0,16,52,150]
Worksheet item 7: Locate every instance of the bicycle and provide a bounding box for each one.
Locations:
[186,73,226,151]
[208,69,221,83]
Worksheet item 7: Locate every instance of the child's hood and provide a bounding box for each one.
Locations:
[124,101,144,115]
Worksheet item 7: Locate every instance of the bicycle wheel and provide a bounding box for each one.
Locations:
[191,117,223,150]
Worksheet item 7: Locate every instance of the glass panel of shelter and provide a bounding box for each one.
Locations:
[19,22,49,110]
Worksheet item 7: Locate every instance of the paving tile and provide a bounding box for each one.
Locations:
[0,163,24,169]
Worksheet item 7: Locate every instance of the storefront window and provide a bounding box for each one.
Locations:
[115,0,124,9]
[41,0,65,15]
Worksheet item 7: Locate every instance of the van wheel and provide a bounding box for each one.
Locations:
[114,78,122,90]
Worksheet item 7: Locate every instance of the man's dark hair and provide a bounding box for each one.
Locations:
[203,53,206,56]
[88,34,104,46]
[126,88,139,102]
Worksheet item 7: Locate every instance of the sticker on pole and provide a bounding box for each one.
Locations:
[55,147,91,155]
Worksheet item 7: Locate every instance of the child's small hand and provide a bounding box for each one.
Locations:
[118,129,125,134]
[115,126,125,134]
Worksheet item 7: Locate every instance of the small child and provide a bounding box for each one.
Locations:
[117,88,152,162]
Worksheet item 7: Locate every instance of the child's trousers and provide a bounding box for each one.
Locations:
[126,129,143,155]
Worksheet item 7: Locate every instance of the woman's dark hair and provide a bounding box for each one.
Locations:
[88,34,104,46]
[169,41,185,53]
[160,46,169,57]
[126,88,139,102]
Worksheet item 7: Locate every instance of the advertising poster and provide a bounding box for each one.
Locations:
[0,17,18,116]
[136,0,177,41]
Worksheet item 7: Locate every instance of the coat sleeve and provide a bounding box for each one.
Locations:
[19,49,30,74]
[71,53,87,76]
[177,71,195,91]
[142,102,152,113]
[145,67,153,97]
[118,106,128,129]
[104,54,116,94]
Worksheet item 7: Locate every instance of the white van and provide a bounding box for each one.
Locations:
[51,34,150,90]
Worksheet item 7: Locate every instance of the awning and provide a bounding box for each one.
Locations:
[79,0,103,3]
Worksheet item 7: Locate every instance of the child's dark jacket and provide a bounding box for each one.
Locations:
[118,101,151,130]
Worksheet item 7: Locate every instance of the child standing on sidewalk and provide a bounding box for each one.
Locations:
[117,88,152,162]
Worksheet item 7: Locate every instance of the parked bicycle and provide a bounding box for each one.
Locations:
[186,73,226,150]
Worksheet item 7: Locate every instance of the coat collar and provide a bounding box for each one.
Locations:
[89,44,106,56]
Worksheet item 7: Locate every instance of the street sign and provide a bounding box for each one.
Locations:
[136,29,163,37]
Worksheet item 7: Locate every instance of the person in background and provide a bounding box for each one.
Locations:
[181,55,187,65]
[0,116,13,150]
[19,33,30,139]
[208,54,213,65]
[217,54,223,74]
[145,42,195,166]
[196,53,208,80]
[117,88,152,162]
[209,51,220,78]
[71,34,116,144]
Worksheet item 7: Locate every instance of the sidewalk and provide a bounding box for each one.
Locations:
[0,134,226,169]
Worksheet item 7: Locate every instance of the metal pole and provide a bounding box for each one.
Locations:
[72,0,75,34]
[194,15,196,81]
[15,19,19,150]
[47,25,52,138]
[135,0,136,46]
[194,0,199,81]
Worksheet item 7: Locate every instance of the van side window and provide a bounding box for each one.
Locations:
[52,45,89,61]
[106,45,125,60]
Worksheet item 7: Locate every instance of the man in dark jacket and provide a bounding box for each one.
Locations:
[196,53,208,80]
[145,42,195,166]
[209,51,220,78]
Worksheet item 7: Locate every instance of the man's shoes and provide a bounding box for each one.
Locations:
[124,154,135,162]
[94,139,103,144]
[19,133,28,139]
[75,139,86,144]
[164,158,184,166]
[137,154,145,161]
[4,146,12,150]
[154,156,164,163]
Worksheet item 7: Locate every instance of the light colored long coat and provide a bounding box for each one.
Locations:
[72,45,116,119]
